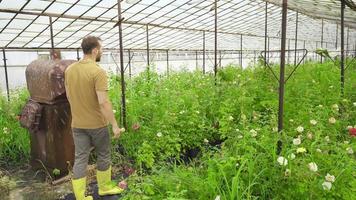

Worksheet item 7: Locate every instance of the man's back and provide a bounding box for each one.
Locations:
[65,59,108,129]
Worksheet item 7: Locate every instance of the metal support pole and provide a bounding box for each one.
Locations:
[294,12,298,66]
[277,0,288,154]
[268,37,270,63]
[254,50,256,65]
[288,39,290,64]
[196,50,198,70]
[336,24,338,49]
[219,50,222,68]
[321,19,324,63]
[203,31,206,74]
[166,49,169,76]
[316,41,318,61]
[49,16,54,51]
[76,48,80,61]
[2,49,10,102]
[264,1,268,67]
[146,24,150,74]
[214,0,218,78]
[117,0,127,129]
[346,27,349,57]
[303,40,306,64]
[341,0,345,96]
[240,34,243,68]
[128,49,132,78]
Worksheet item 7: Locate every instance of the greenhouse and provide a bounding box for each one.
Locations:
[0,0,356,199]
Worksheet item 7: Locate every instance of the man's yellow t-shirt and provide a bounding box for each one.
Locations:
[65,59,109,129]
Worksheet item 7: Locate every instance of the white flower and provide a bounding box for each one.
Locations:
[235,163,240,167]
[3,127,9,134]
[296,126,304,133]
[237,74,241,78]
[235,129,240,132]
[318,104,323,108]
[285,169,291,177]
[289,119,294,123]
[316,148,322,153]
[346,147,354,154]
[195,111,200,114]
[325,136,330,142]
[347,126,353,130]
[214,195,221,200]
[203,138,209,144]
[272,127,278,132]
[307,132,313,140]
[241,114,247,120]
[344,141,349,144]
[228,116,234,121]
[237,135,243,139]
[322,181,332,191]
[277,156,288,166]
[179,110,185,114]
[156,132,162,137]
[250,129,258,137]
[293,138,301,145]
[342,99,348,103]
[297,147,307,154]
[312,79,316,83]
[288,153,296,160]
[325,173,335,183]
[308,162,318,172]
[332,104,339,111]
[329,85,334,89]
[353,102,356,107]
[113,110,117,114]
[310,120,317,125]
[328,117,336,124]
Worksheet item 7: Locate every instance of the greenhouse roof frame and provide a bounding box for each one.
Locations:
[0,0,355,51]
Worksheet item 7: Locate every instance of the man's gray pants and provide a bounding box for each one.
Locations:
[72,126,111,179]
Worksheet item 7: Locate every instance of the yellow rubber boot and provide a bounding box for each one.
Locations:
[97,166,124,196]
[71,177,93,200]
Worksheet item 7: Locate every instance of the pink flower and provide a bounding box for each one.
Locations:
[123,165,135,177]
[118,180,128,189]
[132,123,140,131]
[349,128,356,137]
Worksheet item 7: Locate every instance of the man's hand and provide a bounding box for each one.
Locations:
[113,125,125,139]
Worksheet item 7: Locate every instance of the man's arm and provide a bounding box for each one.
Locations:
[96,90,122,138]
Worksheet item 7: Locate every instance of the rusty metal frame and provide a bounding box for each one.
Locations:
[341,0,345,96]
[116,0,127,129]
[2,49,10,101]
[277,0,288,154]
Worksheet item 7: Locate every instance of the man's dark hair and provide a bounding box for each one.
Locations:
[81,36,102,54]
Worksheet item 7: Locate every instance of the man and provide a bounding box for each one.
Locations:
[65,36,124,200]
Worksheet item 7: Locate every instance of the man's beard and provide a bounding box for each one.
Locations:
[96,54,101,62]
